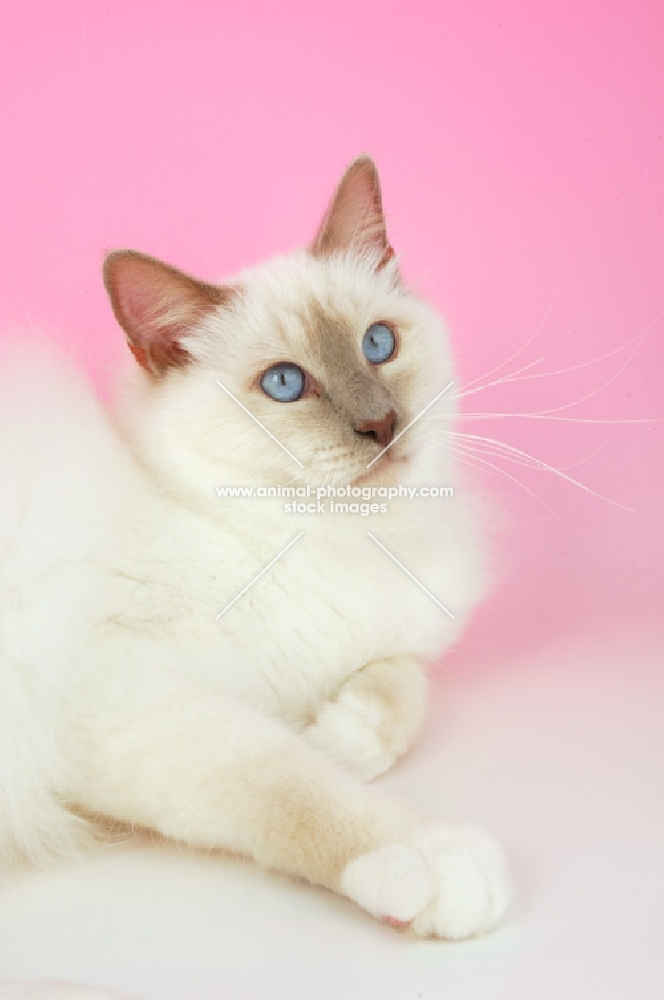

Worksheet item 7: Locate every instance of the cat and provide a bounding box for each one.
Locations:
[0,157,511,997]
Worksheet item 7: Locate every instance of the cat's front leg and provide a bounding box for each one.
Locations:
[66,667,511,940]
[304,655,427,781]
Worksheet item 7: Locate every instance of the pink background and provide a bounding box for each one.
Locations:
[1,6,663,995]
[1,0,662,603]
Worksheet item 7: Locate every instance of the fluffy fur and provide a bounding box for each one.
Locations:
[0,157,511,970]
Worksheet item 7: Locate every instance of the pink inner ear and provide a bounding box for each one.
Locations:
[120,278,166,334]
[111,260,190,375]
[104,251,228,378]
[312,156,389,258]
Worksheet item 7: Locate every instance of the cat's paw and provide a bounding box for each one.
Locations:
[340,825,512,940]
[304,657,426,781]
[305,688,398,781]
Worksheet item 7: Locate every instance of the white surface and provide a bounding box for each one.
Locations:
[1,580,662,999]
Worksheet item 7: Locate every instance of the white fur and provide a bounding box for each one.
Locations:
[0,239,508,944]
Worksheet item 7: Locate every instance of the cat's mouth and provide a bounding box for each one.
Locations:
[352,448,409,486]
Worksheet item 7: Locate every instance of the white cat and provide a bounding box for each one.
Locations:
[0,158,511,997]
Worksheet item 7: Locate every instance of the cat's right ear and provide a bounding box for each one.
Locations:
[103,250,232,377]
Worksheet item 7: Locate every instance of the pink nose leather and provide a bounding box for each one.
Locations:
[354,409,397,448]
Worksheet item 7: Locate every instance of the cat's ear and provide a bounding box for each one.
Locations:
[311,156,395,269]
[103,250,231,377]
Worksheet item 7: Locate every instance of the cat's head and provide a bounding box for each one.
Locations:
[104,157,456,494]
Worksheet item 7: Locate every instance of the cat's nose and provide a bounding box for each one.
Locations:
[354,409,397,449]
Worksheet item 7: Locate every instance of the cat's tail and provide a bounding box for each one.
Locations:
[0,670,99,873]
[0,334,118,876]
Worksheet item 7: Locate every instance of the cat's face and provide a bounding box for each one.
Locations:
[106,157,456,493]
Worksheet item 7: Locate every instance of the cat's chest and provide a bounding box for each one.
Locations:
[100,507,461,720]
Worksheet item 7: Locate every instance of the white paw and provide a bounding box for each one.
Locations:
[340,825,512,939]
[304,690,397,781]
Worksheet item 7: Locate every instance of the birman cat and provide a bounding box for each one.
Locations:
[0,157,511,998]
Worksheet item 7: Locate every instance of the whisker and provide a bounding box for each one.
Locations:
[498,309,663,383]
[429,430,545,471]
[445,430,635,512]
[458,277,558,394]
[552,441,608,472]
[435,437,567,521]
[449,309,663,418]
[451,357,546,401]
[434,429,609,473]
[435,412,664,425]
[454,310,662,403]
[520,325,659,417]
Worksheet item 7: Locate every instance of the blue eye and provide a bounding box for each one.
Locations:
[260,362,306,402]
[362,323,396,364]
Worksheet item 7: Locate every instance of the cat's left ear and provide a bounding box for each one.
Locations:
[103,250,232,377]
[310,156,397,273]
